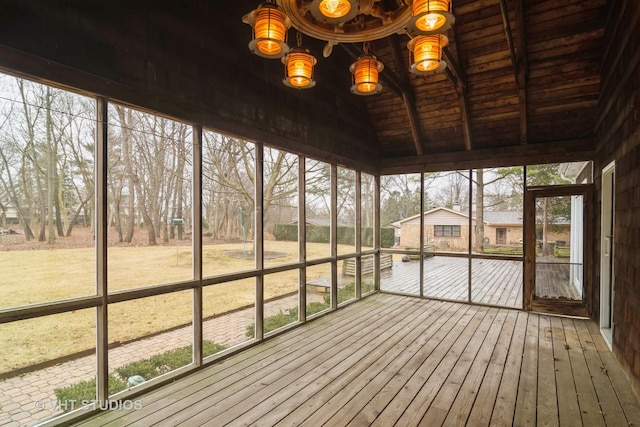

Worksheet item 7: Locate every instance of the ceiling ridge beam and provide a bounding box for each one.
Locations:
[388,34,424,156]
[379,138,595,175]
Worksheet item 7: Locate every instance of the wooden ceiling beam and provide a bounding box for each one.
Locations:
[499,0,529,145]
[499,0,519,80]
[443,41,472,151]
[387,34,424,156]
[514,0,529,144]
[379,137,595,175]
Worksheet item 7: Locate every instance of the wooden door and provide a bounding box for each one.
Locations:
[524,185,593,316]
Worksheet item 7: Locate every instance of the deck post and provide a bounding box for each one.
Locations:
[331,165,338,309]
[355,171,362,299]
[192,125,203,366]
[96,97,108,403]
[255,143,264,339]
[374,175,381,291]
[420,172,425,298]
[299,156,307,322]
[467,169,473,303]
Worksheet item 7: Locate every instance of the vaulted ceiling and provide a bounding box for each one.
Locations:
[0,0,607,174]
[231,0,606,170]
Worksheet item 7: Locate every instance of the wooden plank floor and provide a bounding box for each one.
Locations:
[380,257,524,308]
[535,262,581,300]
[77,294,640,427]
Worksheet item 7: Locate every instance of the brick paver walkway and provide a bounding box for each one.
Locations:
[0,294,324,426]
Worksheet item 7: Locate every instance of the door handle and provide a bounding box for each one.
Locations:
[605,236,611,256]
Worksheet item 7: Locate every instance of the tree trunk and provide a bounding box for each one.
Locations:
[542,197,549,255]
[55,167,65,237]
[175,126,186,241]
[45,87,57,244]
[116,106,136,243]
[66,197,89,236]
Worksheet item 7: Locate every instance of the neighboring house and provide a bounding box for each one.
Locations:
[483,211,524,246]
[0,200,20,226]
[392,207,525,252]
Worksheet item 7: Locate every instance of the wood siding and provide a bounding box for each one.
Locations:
[594,0,640,398]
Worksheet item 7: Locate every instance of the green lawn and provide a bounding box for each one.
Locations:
[0,239,372,373]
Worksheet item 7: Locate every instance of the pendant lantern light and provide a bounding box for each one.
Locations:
[350,45,384,95]
[243,1,454,94]
[408,0,455,36]
[244,2,291,59]
[282,33,317,89]
[309,0,359,24]
[408,34,449,74]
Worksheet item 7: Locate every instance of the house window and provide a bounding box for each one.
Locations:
[435,225,461,237]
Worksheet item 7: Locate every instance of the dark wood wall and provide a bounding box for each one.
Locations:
[0,1,380,173]
[594,0,640,396]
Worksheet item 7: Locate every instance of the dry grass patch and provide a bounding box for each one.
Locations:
[1,239,364,374]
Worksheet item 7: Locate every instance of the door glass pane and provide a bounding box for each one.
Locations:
[534,195,583,300]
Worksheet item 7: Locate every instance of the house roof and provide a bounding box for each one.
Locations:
[482,211,523,225]
[393,207,524,226]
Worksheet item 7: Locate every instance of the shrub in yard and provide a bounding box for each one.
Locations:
[54,374,128,411]
[245,301,330,337]
[54,340,226,411]
[245,282,377,338]
[116,341,226,380]
[244,281,376,338]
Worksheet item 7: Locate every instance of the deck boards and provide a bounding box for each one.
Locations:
[78,294,640,427]
[379,257,524,309]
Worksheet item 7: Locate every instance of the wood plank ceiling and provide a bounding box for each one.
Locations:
[360,0,606,160]
[226,0,607,168]
[35,0,603,170]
